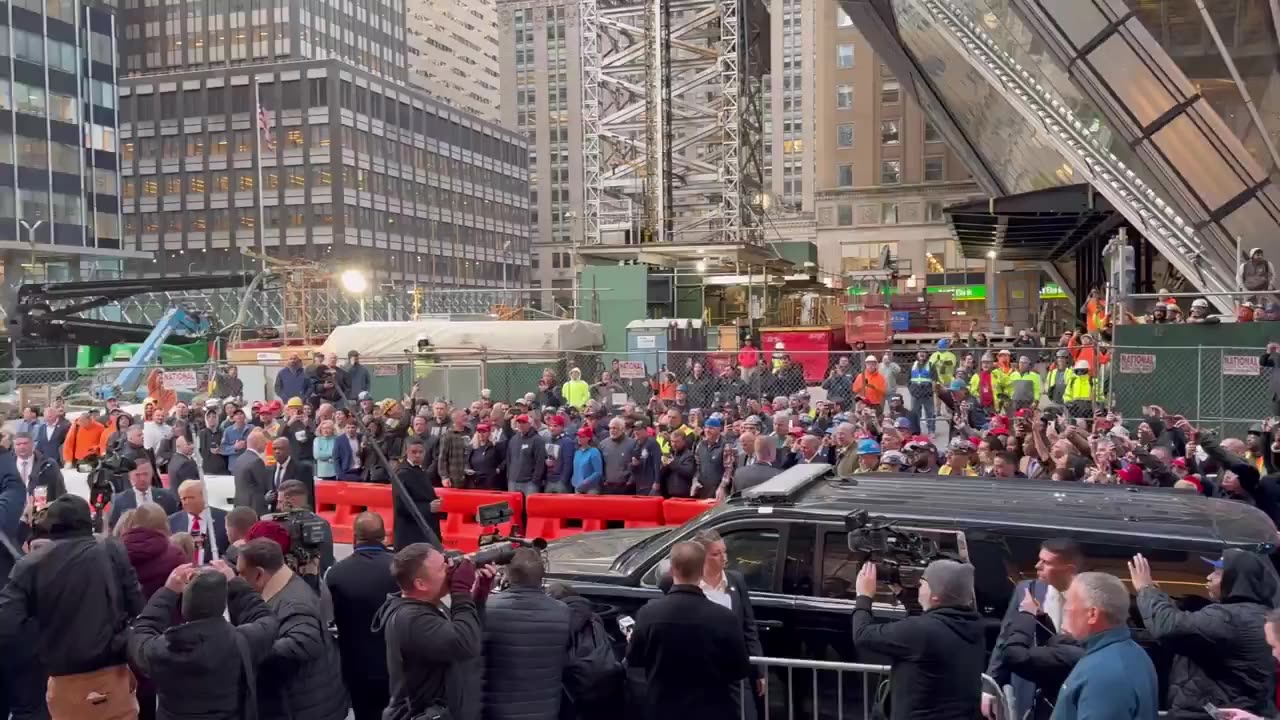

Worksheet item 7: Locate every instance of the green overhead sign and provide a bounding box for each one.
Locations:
[926,284,987,301]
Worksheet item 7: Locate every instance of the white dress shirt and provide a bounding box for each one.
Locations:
[188,508,219,563]
[1043,584,1065,631]
[134,487,153,506]
[17,456,32,487]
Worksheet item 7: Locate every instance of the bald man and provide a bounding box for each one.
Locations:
[233,428,273,515]
[326,512,398,720]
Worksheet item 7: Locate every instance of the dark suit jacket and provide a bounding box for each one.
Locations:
[732,463,781,493]
[21,452,66,500]
[325,545,397,694]
[987,578,1054,719]
[167,507,230,559]
[233,453,272,516]
[272,458,316,506]
[33,420,70,462]
[108,487,180,529]
[626,585,751,720]
[165,453,201,490]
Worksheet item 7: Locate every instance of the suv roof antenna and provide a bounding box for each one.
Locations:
[742,464,833,504]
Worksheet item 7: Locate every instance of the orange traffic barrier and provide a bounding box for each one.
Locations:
[437,489,524,552]
[661,498,715,526]
[525,494,665,542]
[315,481,355,544]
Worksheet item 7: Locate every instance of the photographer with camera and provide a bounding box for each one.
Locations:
[236,537,349,720]
[374,545,495,720]
[481,547,571,720]
[850,559,985,720]
[272,479,334,575]
[0,494,145,720]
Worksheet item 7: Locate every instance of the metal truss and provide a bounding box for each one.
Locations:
[582,0,766,245]
[580,0,603,246]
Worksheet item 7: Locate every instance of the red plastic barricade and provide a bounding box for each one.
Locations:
[437,489,524,552]
[314,481,396,544]
[525,494,665,541]
[661,498,715,526]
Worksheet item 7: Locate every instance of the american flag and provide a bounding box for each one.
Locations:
[257,104,274,151]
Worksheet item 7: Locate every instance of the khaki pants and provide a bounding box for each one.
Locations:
[47,665,138,720]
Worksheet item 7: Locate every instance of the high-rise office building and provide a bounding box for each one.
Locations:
[117,0,409,82]
[117,59,530,283]
[0,0,143,286]
[114,0,528,288]
[406,0,501,122]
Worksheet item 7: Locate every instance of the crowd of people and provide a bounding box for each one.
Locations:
[3,313,1280,720]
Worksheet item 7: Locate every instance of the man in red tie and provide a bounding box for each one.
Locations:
[167,479,230,563]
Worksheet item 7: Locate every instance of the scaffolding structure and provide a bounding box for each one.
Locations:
[580,0,768,246]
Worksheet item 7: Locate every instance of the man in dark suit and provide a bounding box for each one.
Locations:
[31,407,69,463]
[626,541,750,720]
[392,438,441,550]
[325,512,398,720]
[11,433,66,500]
[232,429,272,516]
[168,478,230,563]
[165,436,202,489]
[270,436,315,507]
[730,438,781,494]
[985,538,1082,720]
[108,455,179,529]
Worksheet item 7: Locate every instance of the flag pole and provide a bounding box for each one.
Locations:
[252,76,267,272]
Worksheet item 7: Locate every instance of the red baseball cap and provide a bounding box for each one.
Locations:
[1117,464,1145,485]
[577,426,594,439]
[987,427,1009,437]
[515,414,530,423]
[1172,457,1188,469]
[1015,409,1031,419]
[548,415,566,427]
[787,427,805,437]
[476,423,492,433]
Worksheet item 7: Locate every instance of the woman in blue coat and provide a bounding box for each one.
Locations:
[571,426,602,494]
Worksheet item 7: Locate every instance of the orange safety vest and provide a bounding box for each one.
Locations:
[1085,299,1108,333]
[852,371,887,406]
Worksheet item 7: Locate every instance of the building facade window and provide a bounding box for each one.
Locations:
[924,156,945,182]
[837,204,853,226]
[880,160,901,184]
[926,201,945,222]
[924,121,942,143]
[880,119,899,145]
[836,85,853,110]
[836,164,853,187]
[836,123,853,148]
[836,43,854,68]
[881,203,898,224]
[881,78,900,104]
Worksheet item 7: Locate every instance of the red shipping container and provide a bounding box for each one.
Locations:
[760,326,846,382]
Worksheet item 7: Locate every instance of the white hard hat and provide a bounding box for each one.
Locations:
[1074,359,1090,370]
[1191,298,1210,309]
[865,355,879,363]
[774,341,785,350]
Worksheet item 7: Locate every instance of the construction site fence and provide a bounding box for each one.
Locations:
[5,345,1275,434]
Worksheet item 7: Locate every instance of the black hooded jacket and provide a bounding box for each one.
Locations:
[1136,549,1279,720]
[850,597,985,720]
[1000,609,1085,720]
[0,495,144,676]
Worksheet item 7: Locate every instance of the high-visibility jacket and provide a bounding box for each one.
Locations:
[1007,370,1042,406]
[64,420,106,465]
[928,351,958,387]
[938,464,978,476]
[852,370,888,406]
[561,379,591,410]
[1085,298,1108,333]
[969,370,1011,408]
[1045,367,1071,405]
[1063,373,1096,404]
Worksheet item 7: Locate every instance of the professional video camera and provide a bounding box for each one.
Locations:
[447,501,547,567]
[262,510,328,571]
[845,509,948,592]
[84,453,129,531]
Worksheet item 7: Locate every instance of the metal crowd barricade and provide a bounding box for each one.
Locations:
[740,656,1012,720]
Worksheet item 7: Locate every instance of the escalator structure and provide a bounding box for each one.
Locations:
[846,0,1280,312]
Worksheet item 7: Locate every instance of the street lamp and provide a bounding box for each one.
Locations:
[340,269,368,322]
[20,218,44,267]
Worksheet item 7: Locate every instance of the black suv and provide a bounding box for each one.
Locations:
[545,464,1277,663]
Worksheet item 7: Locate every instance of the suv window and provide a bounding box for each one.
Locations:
[821,528,970,603]
[1002,534,1212,600]
[724,528,781,592]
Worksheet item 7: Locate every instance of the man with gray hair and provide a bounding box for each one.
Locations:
[850,559,984,720]
[730,436,780,493]
[1053,572,1157,720]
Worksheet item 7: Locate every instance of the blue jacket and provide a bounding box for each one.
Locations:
[571,446,602,491]
[220,424,251,460]
[274,366,310,402]
[334,434,359,480]
[1052,627,1158,720]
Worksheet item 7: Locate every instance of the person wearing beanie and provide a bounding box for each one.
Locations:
[127,561,279,720]
[850,558,985,720]
[0,494,145,719]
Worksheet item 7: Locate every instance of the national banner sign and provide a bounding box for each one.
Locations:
[618,361,647,380]
[1118,353,1156,374]
[1222,355,1260,376]
[161,369,199,390]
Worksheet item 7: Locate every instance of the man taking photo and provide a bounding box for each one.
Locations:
[374,546,495,720]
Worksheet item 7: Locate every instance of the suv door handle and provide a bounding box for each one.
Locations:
[756,620,784,629]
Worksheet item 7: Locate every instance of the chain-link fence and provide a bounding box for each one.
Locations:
[6,345,1276,437]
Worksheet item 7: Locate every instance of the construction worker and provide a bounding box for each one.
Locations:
[1083,288,1108,334]
[851,355,888,409]
[907,350,938,435]
[561,367,591,410]
[928,338,957,389]
[1063,359,1097,419]
[968,353,1004,414]
[1006,355,1042,412]
[1044,349,1072,406]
